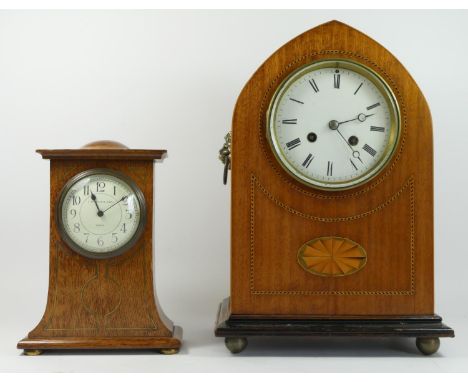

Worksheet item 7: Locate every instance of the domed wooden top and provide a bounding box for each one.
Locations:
[81,140,129,150]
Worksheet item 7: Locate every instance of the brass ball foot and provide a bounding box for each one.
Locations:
[23,349,43,356]
[416,337,440,355]
[225,337,248,354]
[159,348,179,355]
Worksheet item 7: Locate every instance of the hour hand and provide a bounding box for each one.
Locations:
[356,113,374,122]
[90,191,104,217]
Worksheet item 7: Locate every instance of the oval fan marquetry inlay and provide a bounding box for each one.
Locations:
[297,237,367,277]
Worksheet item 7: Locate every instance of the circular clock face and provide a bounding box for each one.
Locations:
[57,169,146,259]
[267,59,400,190]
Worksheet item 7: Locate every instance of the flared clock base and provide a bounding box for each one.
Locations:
[215,298,454,355]
[17,326,182,355]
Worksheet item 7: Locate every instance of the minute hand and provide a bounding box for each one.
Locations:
[335,128,363,163]
[102,195,128,214]
[338,113,374,126]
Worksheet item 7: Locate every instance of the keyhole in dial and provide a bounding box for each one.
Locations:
[348,135,359,146]
[307,132,317,143]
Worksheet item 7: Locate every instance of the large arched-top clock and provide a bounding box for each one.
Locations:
[215,20,454,355]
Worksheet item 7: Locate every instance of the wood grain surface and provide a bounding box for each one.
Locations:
[18,145,181,351]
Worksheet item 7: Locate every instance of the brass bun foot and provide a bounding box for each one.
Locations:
[23,349,43,356]
[225,337,248,354]
[159,348,179,355]
[416,337,440,355]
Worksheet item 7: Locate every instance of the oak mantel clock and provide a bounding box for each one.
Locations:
[215,21,454,355]
[18,140,182,355]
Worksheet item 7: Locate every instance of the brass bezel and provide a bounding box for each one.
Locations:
[56,168,147,259]
[266,58,401,191]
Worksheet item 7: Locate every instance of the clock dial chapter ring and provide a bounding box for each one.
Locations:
[56,168,147,259]
[266,58,401,191]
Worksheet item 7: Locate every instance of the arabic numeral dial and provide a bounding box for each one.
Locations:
[57,169,146,258]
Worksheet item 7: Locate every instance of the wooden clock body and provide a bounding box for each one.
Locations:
[18,141,182,354]
[215,21,453,354]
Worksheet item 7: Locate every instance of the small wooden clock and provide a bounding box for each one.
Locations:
[18,141,182,355]
[215,21,454,354]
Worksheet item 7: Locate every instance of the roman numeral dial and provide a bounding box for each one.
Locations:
[327,161,333,176]
[286,138,301,150]
[302,153,314,168]
[334,73,340,89]
[363,144,377,157]
[309,79,319,93]
[268,59,400,189]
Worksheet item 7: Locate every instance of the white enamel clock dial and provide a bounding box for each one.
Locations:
[57,169,145,258]
[267,59,400,190]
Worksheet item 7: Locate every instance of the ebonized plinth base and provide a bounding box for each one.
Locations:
[215,298,454,355]
[17,326,182,355]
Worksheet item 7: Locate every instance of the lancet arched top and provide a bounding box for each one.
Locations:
[231,20,432,199]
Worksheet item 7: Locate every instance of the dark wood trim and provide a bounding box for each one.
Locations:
[215,298,454,338]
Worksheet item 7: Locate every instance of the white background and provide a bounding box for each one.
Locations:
[0,10,467,372]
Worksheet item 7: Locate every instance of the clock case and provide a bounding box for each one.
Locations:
[18,141,182,354]
[215,21,454,354]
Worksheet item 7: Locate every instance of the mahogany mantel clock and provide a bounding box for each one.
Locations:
[215,21,454,355]
[18,141,182,355]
